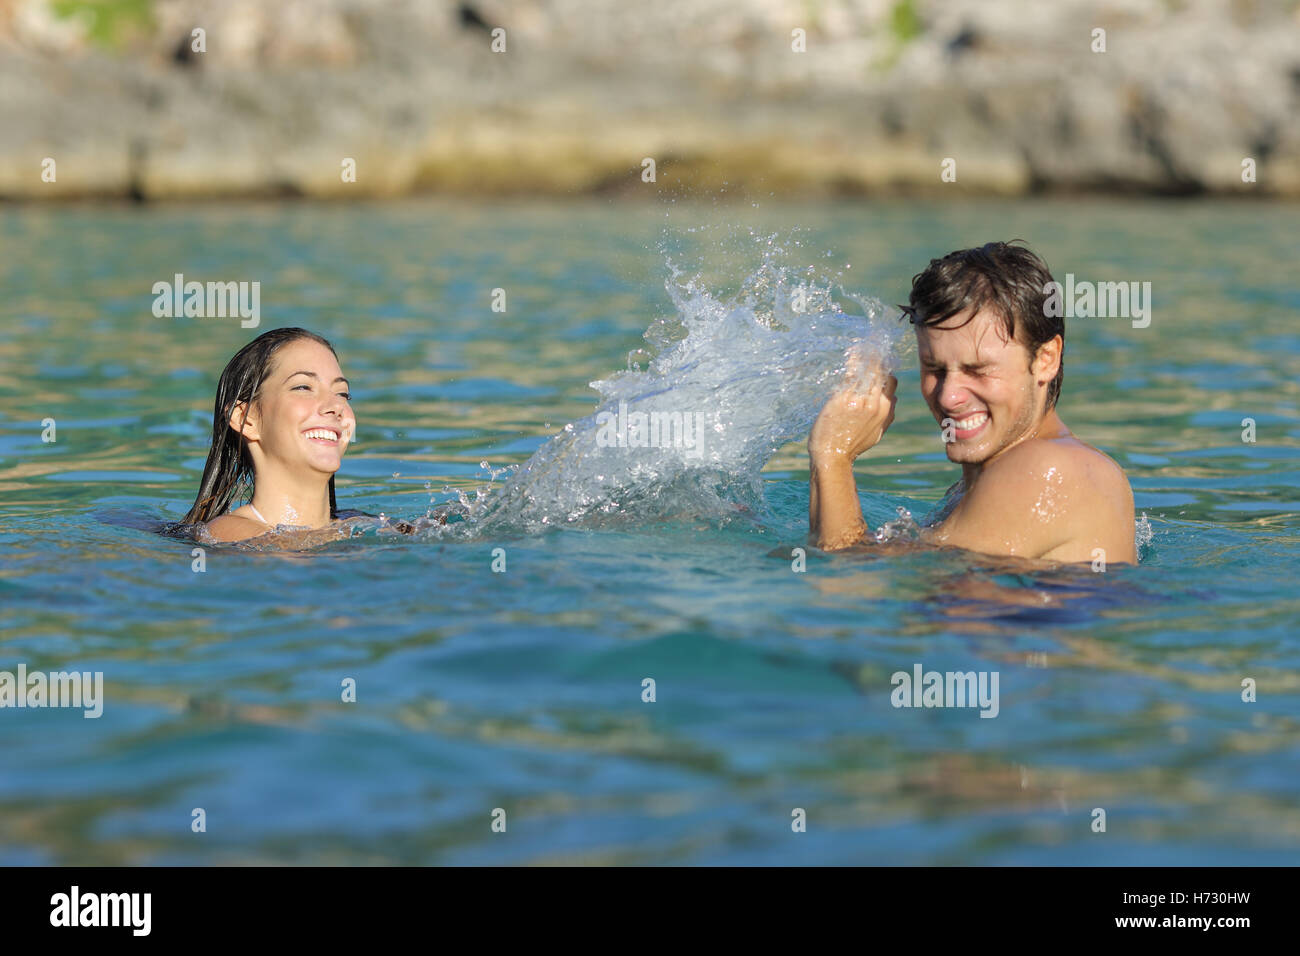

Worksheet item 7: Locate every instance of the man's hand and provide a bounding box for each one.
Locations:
[807,355,898,550]
[808,362,898,467]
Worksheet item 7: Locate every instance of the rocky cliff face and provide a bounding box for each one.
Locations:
[2,0,1297,199]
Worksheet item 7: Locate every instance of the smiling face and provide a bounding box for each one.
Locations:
[234,337,355,478]
[916,306,1059,467]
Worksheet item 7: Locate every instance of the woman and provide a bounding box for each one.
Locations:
[182,327,420,544]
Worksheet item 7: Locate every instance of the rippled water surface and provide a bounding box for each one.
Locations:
[1,198,1297,864]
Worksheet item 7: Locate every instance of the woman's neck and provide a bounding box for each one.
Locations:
[248,470,332,528]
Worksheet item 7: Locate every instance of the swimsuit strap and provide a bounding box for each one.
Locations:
[247,503,271,525]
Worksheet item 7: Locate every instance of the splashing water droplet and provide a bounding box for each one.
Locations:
[1135,513,1154,557]
[873,507,921,543]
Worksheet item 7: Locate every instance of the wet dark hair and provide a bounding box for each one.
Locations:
[899,240,1064,409]
[181,327,340,525]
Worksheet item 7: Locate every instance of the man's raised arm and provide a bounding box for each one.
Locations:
[807,372,897,550]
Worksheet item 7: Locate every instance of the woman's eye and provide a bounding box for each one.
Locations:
[293,384,311,391]
[338,393,351,401]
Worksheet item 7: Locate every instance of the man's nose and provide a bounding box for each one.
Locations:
[941,379,974,411]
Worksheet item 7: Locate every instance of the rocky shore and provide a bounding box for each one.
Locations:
[2,0,1298,200]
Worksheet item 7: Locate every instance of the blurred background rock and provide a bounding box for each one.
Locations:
[2,0,1297,200]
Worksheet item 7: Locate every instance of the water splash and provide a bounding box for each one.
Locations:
[873,506,923,543]
[1135,513,1153,558]
[466,231,908,532]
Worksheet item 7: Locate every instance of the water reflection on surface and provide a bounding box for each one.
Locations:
[0,199,1296,864]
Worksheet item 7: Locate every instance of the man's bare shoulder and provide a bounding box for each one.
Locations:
[931,434,1134,561]
[984,434,1130,498]
[204,512,267,543]
[982,434,1135,561]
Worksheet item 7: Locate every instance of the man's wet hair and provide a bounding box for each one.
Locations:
[900,240,1064,409]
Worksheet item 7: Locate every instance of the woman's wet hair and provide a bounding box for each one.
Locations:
[900,240,1064,409]
[180,327,340,525]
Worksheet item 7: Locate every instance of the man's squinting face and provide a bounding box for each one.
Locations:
[915,307,1048,466]
[244,338,355,476]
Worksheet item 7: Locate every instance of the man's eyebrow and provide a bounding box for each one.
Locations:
[284,371,350,385]
[919,359,991,370]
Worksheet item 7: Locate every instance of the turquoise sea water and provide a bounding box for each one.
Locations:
[1,198,1297,865]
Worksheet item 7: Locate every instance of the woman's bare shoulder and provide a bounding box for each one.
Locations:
[204,512,266,542]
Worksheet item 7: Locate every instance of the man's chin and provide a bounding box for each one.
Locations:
[945,442,991,464]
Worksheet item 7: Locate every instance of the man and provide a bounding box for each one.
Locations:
[808,241,1135,564]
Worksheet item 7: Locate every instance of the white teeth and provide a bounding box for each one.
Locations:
[953,413,988,430]
[304,429,339,441]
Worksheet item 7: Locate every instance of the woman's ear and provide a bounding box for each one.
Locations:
[228,400,260,441]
